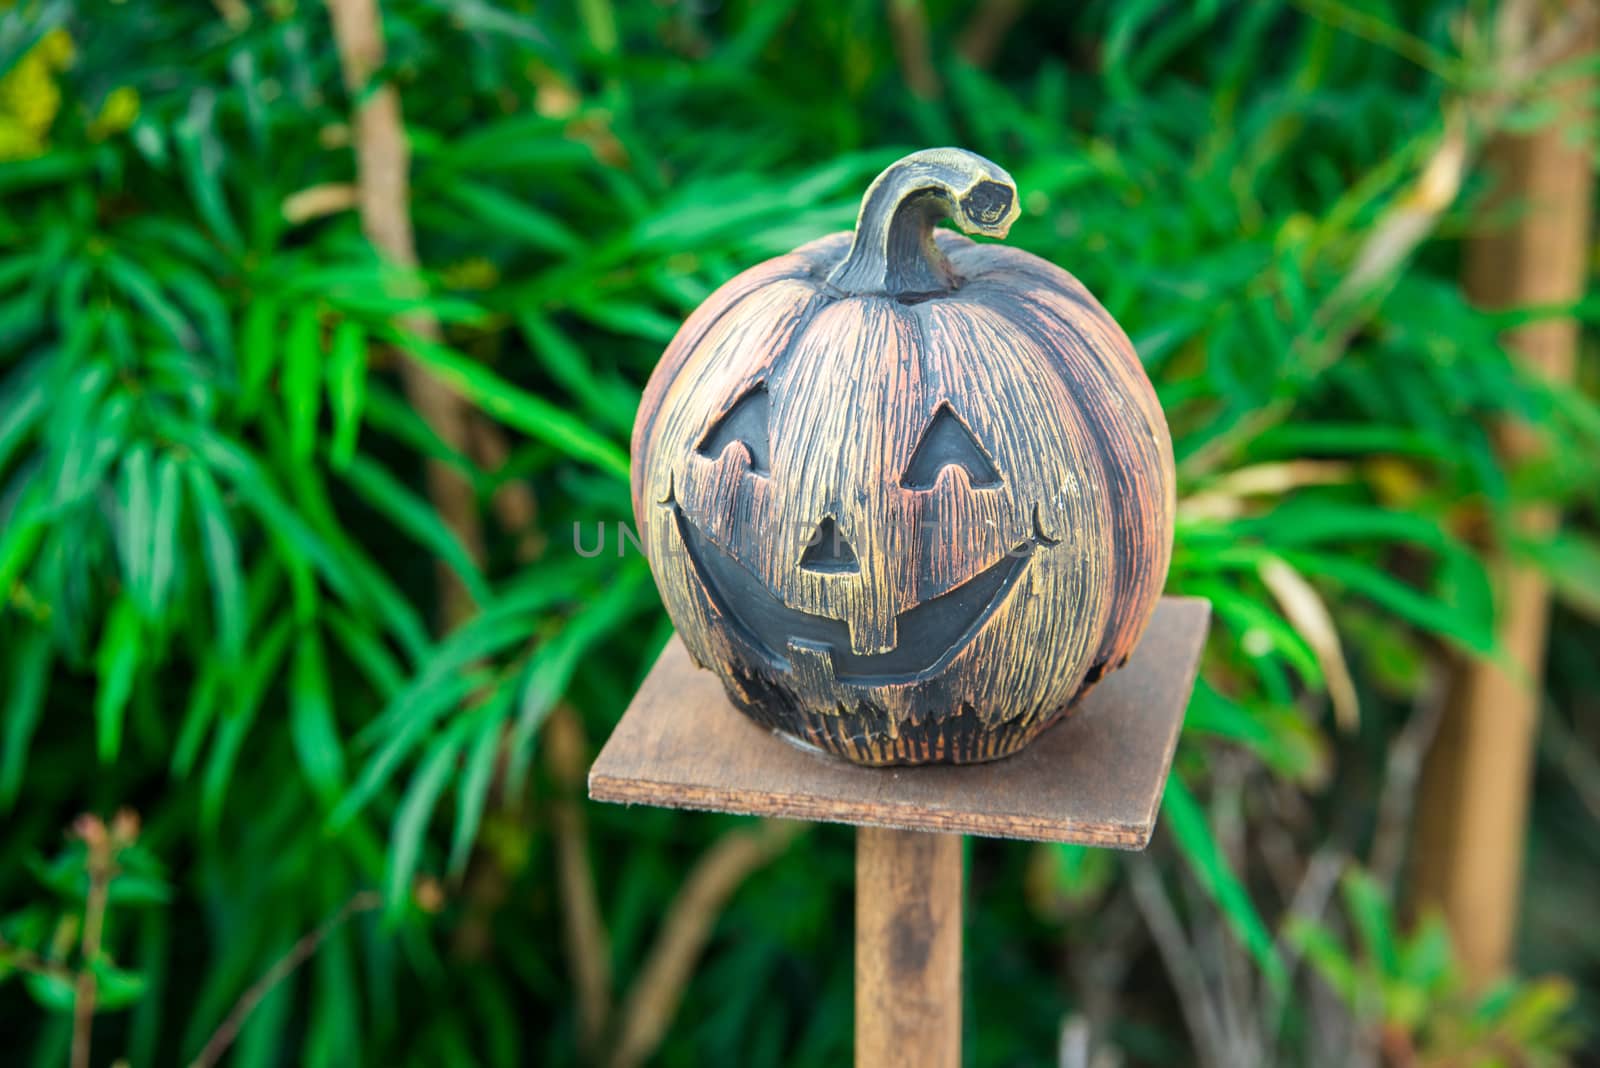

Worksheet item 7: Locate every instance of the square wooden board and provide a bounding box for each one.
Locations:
[589,597,1210,848]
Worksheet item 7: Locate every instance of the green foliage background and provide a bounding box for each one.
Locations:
[1,1,1598,1065]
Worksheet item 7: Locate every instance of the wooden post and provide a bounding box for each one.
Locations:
[1411,14,1595,985]
[589,597,1209,1059]
[856,828,963,1068]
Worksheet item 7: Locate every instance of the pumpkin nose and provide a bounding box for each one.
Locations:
[799,517,859,574]
[796,517,898,654]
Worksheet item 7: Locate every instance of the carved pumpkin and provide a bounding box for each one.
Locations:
[631,148,1174,765]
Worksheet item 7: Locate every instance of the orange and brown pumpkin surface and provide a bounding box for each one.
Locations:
[631,148,1175,766]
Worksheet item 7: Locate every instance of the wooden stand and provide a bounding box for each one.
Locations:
[590,597,1209,1064]
[856,828,963,1067]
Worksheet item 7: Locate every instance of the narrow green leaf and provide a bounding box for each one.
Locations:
[1520,531,1600,622]
[23,971,77,1014]
[331,669,487,831]
[284,306,323,460]
[1,626,51,807]
[361,386,484,486]
[0,364,45,474]
[434,117,591,173]
[240,296,280,413]
[160,261,234,365]
[1341,870,1399,976]
[197,434,356,609]
[327,320,367,468]
[102,254,198,350]
[306,905,362,1068]
[1287,917,1360,1004]
[1248,503,1459,554]
[1398,912,1454,992]
[173,654,223,778]
[185,462,245,660]
[173,90,243,250]
[95,596,143,763]
[380,327,629,479]
[1247,422,1452,460]
[91,960,149,1010]
[507,565,650,785]
[119,444,154,614]
[569,298,680,344]
[517,311,635,433]
[324,608,406,699]
[148,452,183,617]
[283,265,488,324]
[450,697,512,877]
[1181,679,1327,785]
[201,619,292,829]
[290,626,345,804]
[1283,551,1495,653]
[440,181,583,255]
[341,453,489,608]
[0,485,47,596]
[1184,577,1322,685]
[387,732,463,912]
[331,553,431,667]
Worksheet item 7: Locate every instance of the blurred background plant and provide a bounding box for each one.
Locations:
[0,0,1597,1065]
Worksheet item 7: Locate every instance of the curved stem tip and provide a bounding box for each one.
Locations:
[827,147,1019,299]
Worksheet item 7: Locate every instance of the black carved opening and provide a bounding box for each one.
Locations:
[799,516,859,574]
[960,180,1014,227]
[697,385,770,474]
[675,505,1033,683]
[900,402,1001,489]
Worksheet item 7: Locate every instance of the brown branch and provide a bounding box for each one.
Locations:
[1367,669,1445,892]
[0,937,74,982]
[1062,892,1144,1051]
[466,412,546,563]
[1127,854,1230,1068]
[887,0,942,100]
[1262,845,1347,1055]
[448,425,544,961]
[325,0,484,629]
[544,706,613,1059]
[543,711,802,1066]
[282,182,360,224]
[957,0,1028,69]
[69,815,117,1068]
[211,0,249,29]
[188,892,382,1068]
[606,820,804,1068]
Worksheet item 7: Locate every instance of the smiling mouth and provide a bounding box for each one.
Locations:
[672,507,1034,685]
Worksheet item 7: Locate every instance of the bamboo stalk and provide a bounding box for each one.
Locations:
[1410,7,1595,986]
[608,820,803,1068]
[325,0,484,628]
[545,706,613,1059]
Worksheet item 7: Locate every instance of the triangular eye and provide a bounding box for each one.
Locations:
[900,403,1000,489]
[697,385,770,475]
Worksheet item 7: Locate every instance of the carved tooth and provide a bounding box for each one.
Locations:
[785,639,838,689]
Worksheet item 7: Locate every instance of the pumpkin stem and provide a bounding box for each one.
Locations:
[827,148,1019,299]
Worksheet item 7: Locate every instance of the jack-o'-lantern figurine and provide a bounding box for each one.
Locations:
[631,148,1175,765]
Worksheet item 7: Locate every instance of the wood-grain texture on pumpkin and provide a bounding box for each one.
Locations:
[632,150,1174,765]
